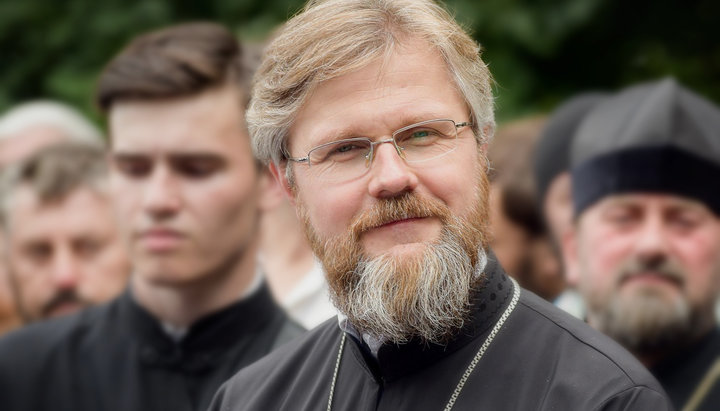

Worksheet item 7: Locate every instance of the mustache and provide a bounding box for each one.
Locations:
[349,193,452,239]
[42,290,89,317]
[617,257,685,287]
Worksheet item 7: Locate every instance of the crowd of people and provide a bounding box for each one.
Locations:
[0,0,717,410]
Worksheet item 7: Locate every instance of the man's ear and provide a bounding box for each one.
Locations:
[561,223,581,288]
[258,168,285,212]
[269,162,296,206]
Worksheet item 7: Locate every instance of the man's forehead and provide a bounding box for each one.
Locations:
[286,42,465,151]
[7,187,112,233]
[0,129,67,168]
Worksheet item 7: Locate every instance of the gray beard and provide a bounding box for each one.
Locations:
[591,288,693,354]
[332,226,487,345]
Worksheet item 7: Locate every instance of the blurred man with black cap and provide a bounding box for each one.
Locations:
[564,78,720,410]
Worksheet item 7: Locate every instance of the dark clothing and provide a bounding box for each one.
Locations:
[0,283,303,411]
[652,328,720,410]
[210,259,671,410]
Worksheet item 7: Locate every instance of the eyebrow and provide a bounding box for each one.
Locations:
[310,112,452,146]
[111,151,224,160]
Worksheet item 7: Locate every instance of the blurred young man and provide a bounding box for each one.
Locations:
[0,100,103,334]
[0,23,302,411]
[1,143,128,323]
[565,78,720,410]
[210,1,670,410]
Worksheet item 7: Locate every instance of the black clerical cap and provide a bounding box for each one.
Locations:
[571,77,720,217]
[534,93,607,205]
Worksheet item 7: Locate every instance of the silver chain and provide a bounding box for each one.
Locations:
[327,331,347,411]
[327,277,521,411]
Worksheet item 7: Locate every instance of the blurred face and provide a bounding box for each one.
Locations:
[0,123,80,329]
[6,187,129,322]
[109,85,260,288]
[566,193,720,354]
[273,39,491,343]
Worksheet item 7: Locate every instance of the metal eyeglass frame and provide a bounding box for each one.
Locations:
[285,118,473,168]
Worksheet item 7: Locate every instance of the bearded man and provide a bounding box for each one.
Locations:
[209,1,671,409]
[564,78,720,411]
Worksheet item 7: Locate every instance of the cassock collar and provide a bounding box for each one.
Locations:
[116,281,281,373]
[343,251,515,382]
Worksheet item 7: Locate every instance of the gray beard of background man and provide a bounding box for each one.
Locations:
[585,256,703,355]
[298,170,490,345]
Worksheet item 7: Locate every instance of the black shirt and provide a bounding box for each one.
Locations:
[209,259,672,410]
[0,283,304,411]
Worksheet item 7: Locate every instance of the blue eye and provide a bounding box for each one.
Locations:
[335,143,360,153]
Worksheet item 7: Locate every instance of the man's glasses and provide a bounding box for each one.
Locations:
[286,119,472,183]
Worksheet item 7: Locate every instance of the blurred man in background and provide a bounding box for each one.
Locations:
[0,100,104,335]
[564,78,720,410]
[0,22,302,411]
[487,115,565,301]
[0,143,129,323]
[533,92,607,317]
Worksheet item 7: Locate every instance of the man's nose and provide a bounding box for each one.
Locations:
[635,217,670,263]
[142,166,181,218]
[367,142,418,199]
[50,249,80,290]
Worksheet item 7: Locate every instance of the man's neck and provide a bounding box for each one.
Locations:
[130,243,260,329]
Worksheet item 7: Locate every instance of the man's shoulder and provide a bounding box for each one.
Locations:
[0,300,117,373]
[513,291,666,393]
[210,317,340,409]
[237,316,338,377]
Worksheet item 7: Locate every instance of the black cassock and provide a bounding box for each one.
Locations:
[652,327,720,410]
[0,283,303,411]
[210,259,672,411]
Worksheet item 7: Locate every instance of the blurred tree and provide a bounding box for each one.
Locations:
[0,0,716,125]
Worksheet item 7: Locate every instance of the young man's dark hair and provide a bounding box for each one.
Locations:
[96,22,251,112]
[0,22,303,411]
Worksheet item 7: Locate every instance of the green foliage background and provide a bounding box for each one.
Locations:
[0,0,717,125]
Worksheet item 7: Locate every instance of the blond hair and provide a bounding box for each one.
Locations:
[248,0,495,165]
